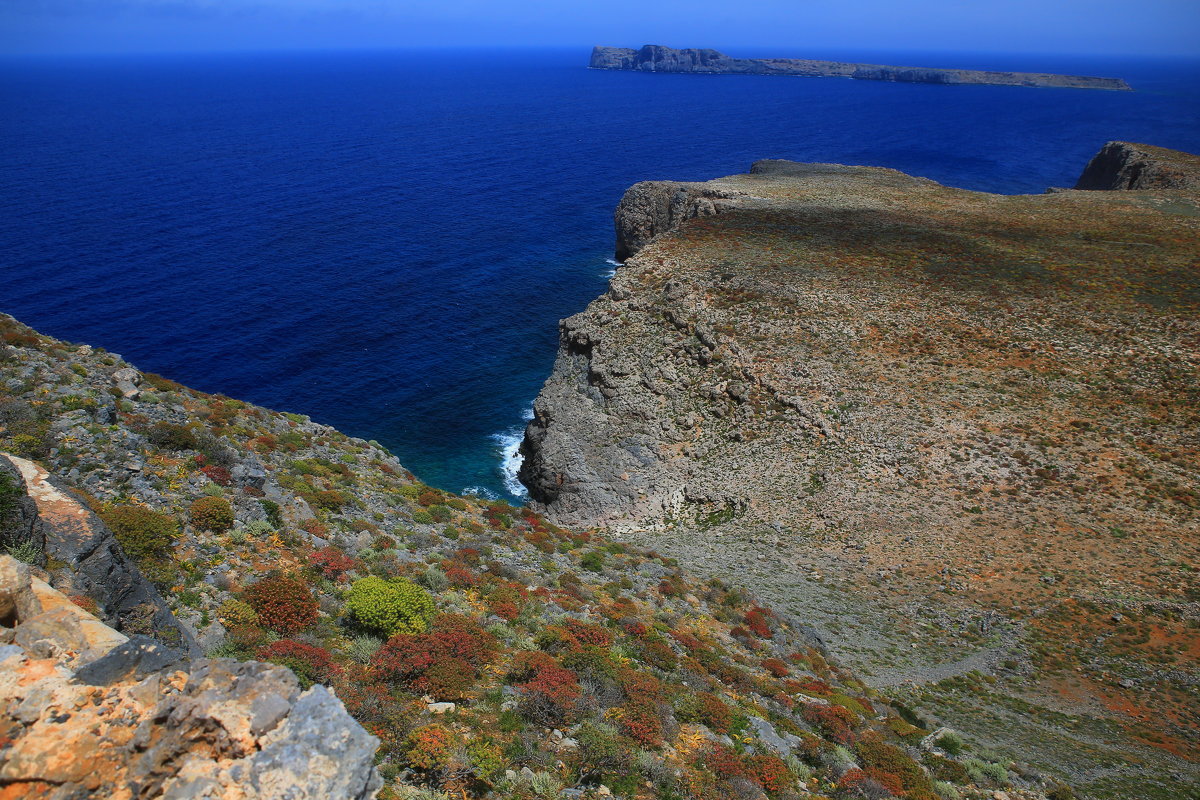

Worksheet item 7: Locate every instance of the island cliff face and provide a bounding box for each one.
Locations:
[590,45,1133,91]
[520,142,1200,797]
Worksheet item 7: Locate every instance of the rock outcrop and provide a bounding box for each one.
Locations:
[1074,140,1200,191]
[1,452,194,654]
[590,45,1132,91]
[0,554,382,800]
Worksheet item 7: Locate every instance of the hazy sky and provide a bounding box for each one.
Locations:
[2,0,1198,57]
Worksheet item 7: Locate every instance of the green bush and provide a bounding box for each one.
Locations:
[933,730,964,755]
[345,575,435,636]
[260,499,283,527]
[190,496,234,532]
[145,421,200,451]
[580,551,605,573]
[100,504,180,561]
[0,471,26,550]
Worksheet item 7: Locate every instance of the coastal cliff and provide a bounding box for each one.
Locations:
[1075,140,1200,190]
[520,142,1200,798]
[590,45,1133,91]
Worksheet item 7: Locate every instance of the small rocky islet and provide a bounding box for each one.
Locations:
[2,140,1197,799]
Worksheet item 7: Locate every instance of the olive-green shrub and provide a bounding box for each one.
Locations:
[190,496,234,532]
[100,504,179,560]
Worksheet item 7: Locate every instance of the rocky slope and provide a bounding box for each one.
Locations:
[0,314,1033,799]
[0,554,382,799]
[520,143,1200,798]
[590,46,1132,91]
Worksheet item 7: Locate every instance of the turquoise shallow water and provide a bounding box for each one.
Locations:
[2,48,1197,499]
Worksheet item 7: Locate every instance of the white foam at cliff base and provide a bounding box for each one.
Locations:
[493,406,534,498]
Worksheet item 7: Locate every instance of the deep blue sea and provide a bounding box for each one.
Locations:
[2,48,1198,499]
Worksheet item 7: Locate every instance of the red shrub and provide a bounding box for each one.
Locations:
[300,518,329,537]
[658,577,686,597]
[794,678,834,697]
[244,574,318,634]
[746,754,792,794]
[521,663,581,707]
[697,692,733,734]
[370,613,497,700]
[620,701,664,747]
[704,745,746,780]
[563,619,613,648]
[802,702,857,745]
[251,434,276,453]
[838,768,868,791]
[640,638,678,671]
[310,546,356,580]
[618,668,664,703]
[744,608,772,638]
[490,600,519,621]
[201,465,232,486]
[762,657,790,678]
[404,724,455,771]
[256,639,339,686]
[865,767,906,795]
[620,619,648,637]
[228,623,270,650]
[444,564,479,588]
[419,657,478,701]
[510,652,581,724]
[431,614,499,663]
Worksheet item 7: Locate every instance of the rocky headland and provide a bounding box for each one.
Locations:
[590,46,1132,91]
[520,142,1200,798]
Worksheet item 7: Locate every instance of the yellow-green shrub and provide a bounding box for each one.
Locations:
[345,575,435,636]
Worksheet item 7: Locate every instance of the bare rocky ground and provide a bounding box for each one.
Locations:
[520,143,1200,799]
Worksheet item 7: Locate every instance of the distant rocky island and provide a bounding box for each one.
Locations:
[591,45,1133,91]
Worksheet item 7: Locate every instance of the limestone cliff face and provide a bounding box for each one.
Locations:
[0,554,381,799]
[590,45,1132,90]
[1075,140,1200,191]
[1,452,195,654]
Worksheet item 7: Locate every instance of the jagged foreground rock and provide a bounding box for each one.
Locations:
[520,142,1200,796]
[0,555,381,799]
